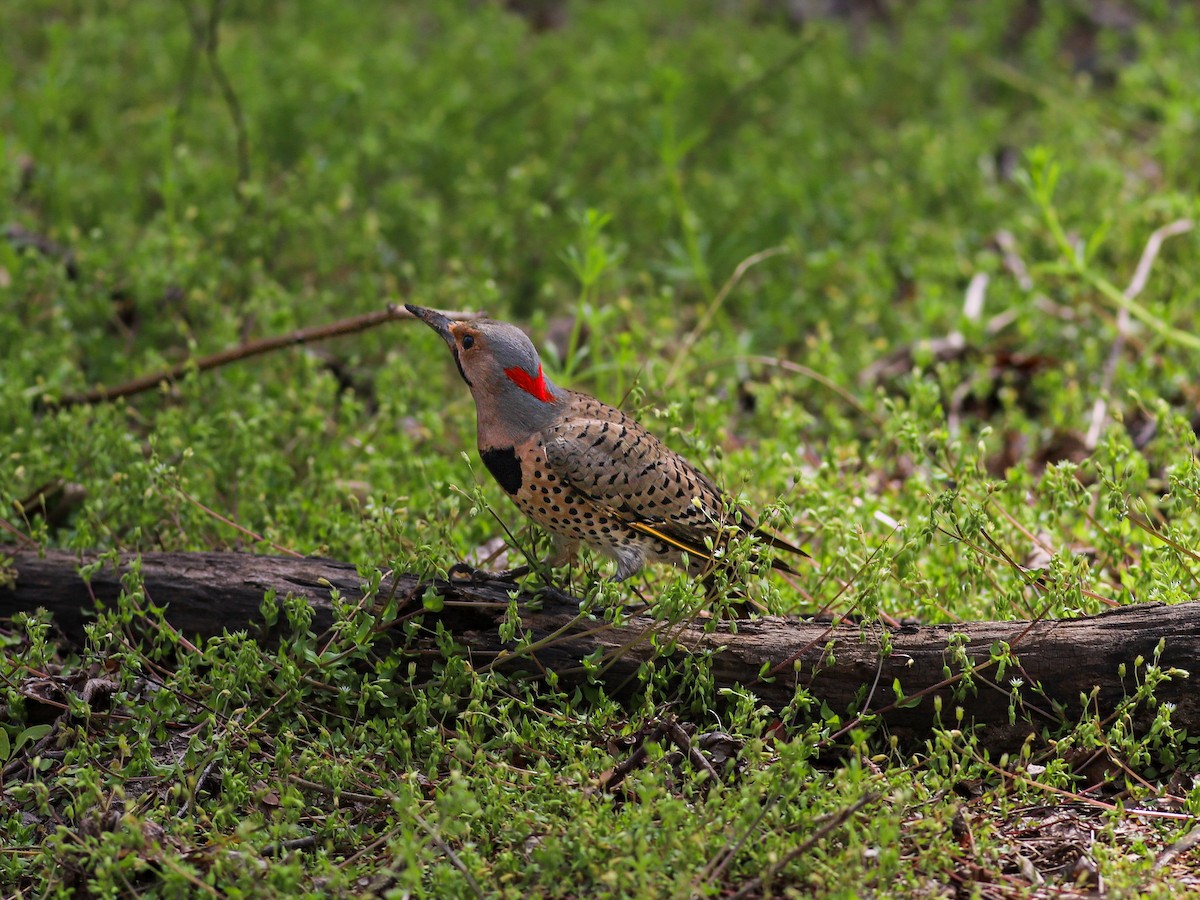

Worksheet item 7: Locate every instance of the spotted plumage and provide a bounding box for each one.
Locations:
[406,304,807,582]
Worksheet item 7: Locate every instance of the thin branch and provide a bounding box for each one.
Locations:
[1125,219,1194,303]
[994,229,1034,291]
[978,756,1192,821]
[1080,254,1199,351]
[171,0,204,147]
[662,246,788,389]
[262,835,321,857]
[47,304,484,408]
[204,0,250,189]
[963,272,988,321]
[727,792,877,899]
[410,809,485,899]
[599,722,668,792]
[740,355,880,426]
[1086,218,1194,448]
[178,755,220,819]
[0,516,38,549]
[174,485,304,558]
[665,719,720,783]
[681,38,814,167]
[1154,822,1200,872]
[288,774,395,806]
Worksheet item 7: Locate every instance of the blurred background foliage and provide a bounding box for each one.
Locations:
[3,0,1199,619]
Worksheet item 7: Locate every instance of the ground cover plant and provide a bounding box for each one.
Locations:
[3,0,1200,895]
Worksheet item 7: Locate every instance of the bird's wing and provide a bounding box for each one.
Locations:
[542,401,753,563]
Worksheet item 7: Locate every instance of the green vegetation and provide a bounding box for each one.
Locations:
[3,1,1200,895]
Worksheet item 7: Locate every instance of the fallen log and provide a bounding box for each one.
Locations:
[2,547,1196,750]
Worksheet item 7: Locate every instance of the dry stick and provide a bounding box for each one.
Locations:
[1127,514,1200,564]
[947,273,989,437]
[977,755,1192,822]
[601,722,670,791]
[727,792,877,900]
[51,304,485,408]
[1086,219,1194,450]
[699,789,778,889]
[203,0,250,189]
[995,229,1034,291]
[741,355,881,426]
[682,36,814,169]
[409,810,486,900]
[977,513,1120,611]
[665,719,720,783]
[1092,729,1188,806]
[171,0,248,193]
[178,756,221,819]
[0,517,38,549]
[171,0,204,146]
[174,485,305,559]
[996,227,1081,326]
[1154,822,1200,872]
[662,246,788,390]
[288,774,395,806]
[337,822,409,874]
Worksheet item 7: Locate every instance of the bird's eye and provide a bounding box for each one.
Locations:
[461,335,475,350]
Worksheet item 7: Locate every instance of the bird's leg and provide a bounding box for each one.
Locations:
[448,535,579,584]
[534,535,579,574]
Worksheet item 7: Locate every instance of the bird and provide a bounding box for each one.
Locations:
[406,304,808,584]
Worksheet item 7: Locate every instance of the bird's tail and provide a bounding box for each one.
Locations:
[627,518,811,576]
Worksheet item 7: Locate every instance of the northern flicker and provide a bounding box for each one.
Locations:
[406,304,807,583]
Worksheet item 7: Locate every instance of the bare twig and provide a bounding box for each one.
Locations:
[1154,822,1200,872]
[963,272,988,322]
[3,225,78,279]
[727,792,877,899]
[682,38,814,167]
[288,774,396,805]
[599,722,669,792]
[48,304,484,408]
[171,0,204,148]
[1086,219,1193,448]
[995,227,1080,324]
[204,0,250,188]
[740,355,880,425]
[172,0,250,190]
[995,229,1034,291]
[946,273,989,436]
[978,757,1192,821]
[0,516,38,549]
[174,485,304,559]
[663,246,788,389]
[178,756,220,819]
[262,835,321,857]
[699,791,775,889]
[665,719,720,784]
[1125,220,1194,302]
[410,809,485,899]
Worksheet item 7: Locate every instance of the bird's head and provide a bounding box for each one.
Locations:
[406,305,565,435]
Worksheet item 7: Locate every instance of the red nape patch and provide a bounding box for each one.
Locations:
[504,363,556,402]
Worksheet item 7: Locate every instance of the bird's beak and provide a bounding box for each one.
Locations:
[405,304,456,349]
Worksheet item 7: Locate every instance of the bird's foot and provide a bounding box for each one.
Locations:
[447,562,531,584]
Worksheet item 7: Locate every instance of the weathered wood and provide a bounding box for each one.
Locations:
[2,547,1197,749]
